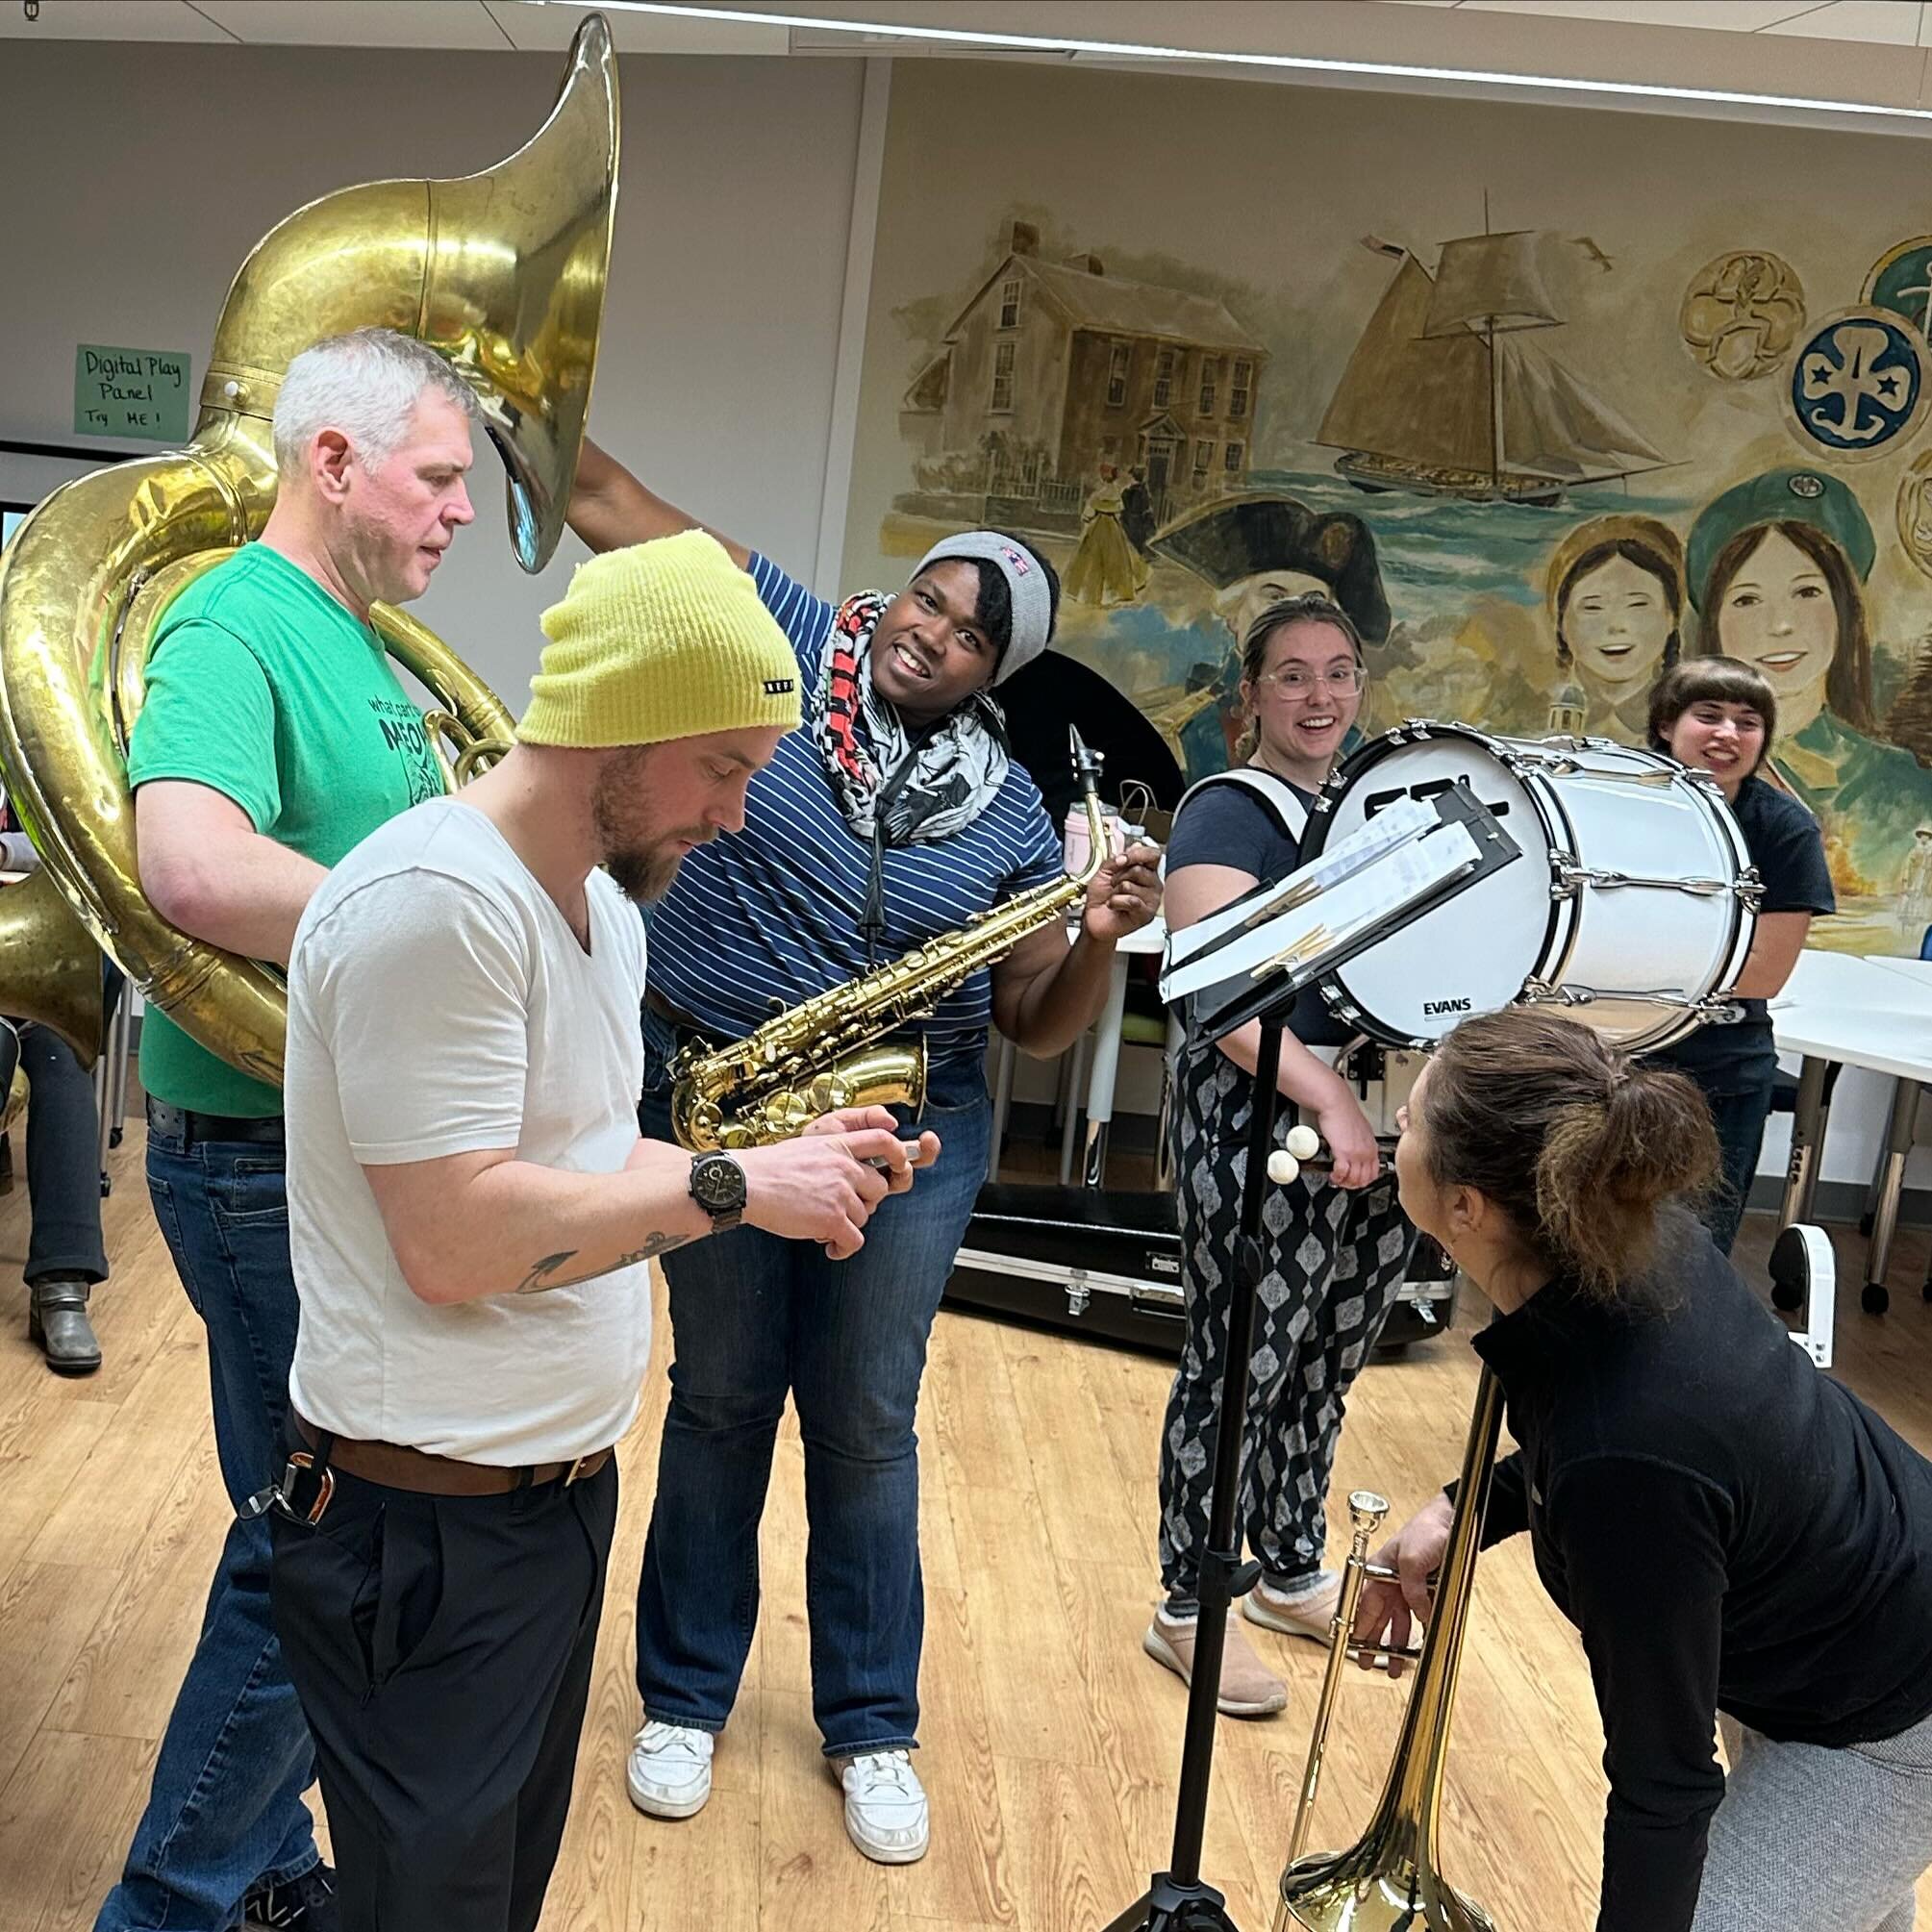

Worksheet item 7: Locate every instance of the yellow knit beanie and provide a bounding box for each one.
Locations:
[516,530,802,749]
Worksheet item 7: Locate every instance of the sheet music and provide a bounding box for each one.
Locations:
[1160,820,1481,1007]
[1165,796,1440,970]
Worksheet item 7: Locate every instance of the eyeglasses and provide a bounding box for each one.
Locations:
[1255,665,1369,697]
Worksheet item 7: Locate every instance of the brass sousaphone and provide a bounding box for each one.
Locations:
[0,14,619,1085]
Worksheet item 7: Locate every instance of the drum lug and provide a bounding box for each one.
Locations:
[1320,985,1362,1026]
[1551,855,1583,900]
[1691,994,1746,1027]
[1738,867,1765,910]
[1520,978,1591,1009]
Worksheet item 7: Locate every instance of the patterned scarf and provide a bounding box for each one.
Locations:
[810,590,1011,846]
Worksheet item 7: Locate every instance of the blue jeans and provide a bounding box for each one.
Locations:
[1700,1076,1777,1258]
[635,1010,990,1757]
[96,1115,318,1932]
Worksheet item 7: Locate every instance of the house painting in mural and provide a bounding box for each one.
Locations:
[1318,231,1670,508]
[899,221,1267,530]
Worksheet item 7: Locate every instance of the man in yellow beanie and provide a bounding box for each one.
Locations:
[263,530,938,1932]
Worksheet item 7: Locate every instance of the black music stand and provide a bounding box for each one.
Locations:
[1104,785,1517,1932]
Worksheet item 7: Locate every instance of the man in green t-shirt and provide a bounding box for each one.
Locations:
[97,328,482,1932]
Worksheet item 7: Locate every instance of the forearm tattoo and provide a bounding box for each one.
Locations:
[512,1231,690,1294]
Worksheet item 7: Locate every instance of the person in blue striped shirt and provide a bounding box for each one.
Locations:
[568,442,1163,1865]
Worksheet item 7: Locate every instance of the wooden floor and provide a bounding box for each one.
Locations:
[0,1115,1927,1931]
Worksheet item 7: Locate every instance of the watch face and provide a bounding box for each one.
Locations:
[692,1155,746,1213]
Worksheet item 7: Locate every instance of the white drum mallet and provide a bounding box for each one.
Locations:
[1267,1122,1322,1185]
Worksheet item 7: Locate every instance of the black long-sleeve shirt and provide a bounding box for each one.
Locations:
[1467,1219,1932,1932]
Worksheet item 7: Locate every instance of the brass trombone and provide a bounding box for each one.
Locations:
[1274,1367,1505,1932]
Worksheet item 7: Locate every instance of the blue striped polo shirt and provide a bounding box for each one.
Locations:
[645,553,1066,1073]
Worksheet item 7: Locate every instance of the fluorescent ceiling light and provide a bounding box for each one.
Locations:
[540,0,1932,124]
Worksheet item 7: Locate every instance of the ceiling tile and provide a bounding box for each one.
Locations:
[485,1,790,53]
[0,1,228,41]
[196,2,511,48]
[1774,1,1922,44]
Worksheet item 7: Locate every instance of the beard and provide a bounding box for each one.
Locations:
[592,749,695,904]
[604,842,687,905]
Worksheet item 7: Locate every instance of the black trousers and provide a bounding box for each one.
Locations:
[269,1454,618,1932]
[1,1017,109,1284]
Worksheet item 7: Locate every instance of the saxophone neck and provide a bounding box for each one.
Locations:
[1068,723,1110,887]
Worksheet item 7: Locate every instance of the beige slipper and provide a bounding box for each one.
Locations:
[1142,1610,1288,1717]
[1242,1572,1342,1643]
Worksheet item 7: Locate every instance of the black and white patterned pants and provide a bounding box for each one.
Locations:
[1158,1040,1413,1612]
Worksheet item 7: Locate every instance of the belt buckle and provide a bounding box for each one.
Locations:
[283,1450,336,1525]
[563,1452,595,1486]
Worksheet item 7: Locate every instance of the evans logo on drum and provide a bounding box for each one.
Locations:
[1364,774,1513,824]
[1423,997,1472,1016]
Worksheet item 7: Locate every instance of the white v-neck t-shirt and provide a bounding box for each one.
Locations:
[286,796,650,1466]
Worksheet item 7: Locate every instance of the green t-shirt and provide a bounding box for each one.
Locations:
[126,542,446,1117]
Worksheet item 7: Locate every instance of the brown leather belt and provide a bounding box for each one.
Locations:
[293,1414,612,1496]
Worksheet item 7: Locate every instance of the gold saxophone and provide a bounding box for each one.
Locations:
[0,17,616,1085]
[671,729,1113,1151]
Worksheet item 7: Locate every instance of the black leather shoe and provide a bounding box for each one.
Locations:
[28,1275,100,1375]
[246,1862,339,1930]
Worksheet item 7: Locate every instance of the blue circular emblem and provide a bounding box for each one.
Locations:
[1788,308,1927,459]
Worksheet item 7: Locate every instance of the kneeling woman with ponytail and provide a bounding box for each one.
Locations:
[1360,1008,1932,1932]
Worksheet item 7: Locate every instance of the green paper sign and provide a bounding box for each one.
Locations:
[73,344,191,442]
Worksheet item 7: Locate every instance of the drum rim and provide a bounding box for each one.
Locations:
[1301,722,1574,1047]
[1538,751,1760,1051]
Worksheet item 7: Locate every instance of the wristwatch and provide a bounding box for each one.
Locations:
[688,1152,748,1232]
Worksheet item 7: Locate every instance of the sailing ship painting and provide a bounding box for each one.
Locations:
[1318,229,1670,508]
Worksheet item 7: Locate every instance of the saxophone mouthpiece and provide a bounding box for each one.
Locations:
[1067,724,1104,790]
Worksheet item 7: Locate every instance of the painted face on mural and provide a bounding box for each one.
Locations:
[1714,527,1836,705]
[1242,617,1363,779]
[870,559,996,724]
[1218,570,1331,649]
[1562,553,1673,693]
[1665,699,1767,800]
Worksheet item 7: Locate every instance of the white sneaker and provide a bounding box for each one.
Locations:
[837,1749,930,1864]
[627,1719,714,1819]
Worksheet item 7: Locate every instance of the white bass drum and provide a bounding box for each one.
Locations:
[1298,724,1760,1053]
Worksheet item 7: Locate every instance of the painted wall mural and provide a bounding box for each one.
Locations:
[840,64,1932,954]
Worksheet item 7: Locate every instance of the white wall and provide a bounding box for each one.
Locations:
[0,38,866,702]
[0,38,1922,1201]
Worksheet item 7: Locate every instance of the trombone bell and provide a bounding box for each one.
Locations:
[1273,1370,1506,1932]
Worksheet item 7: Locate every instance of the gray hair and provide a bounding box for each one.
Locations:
[272,327,480,475]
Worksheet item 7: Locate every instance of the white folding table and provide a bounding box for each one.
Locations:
[1770,951,1932,1316]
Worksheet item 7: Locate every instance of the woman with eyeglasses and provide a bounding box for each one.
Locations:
[1144,593,1414,1717]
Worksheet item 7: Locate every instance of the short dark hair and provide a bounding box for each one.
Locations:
[1646,657,1778,773]
[959,537,1061,668]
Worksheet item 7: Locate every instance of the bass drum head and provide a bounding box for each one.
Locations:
[1302,728,1562,1046]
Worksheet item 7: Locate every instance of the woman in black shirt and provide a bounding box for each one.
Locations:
[1647,657,1835,1252]
[1147,593,1412,1719]
[1359,1006,1932,1932]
